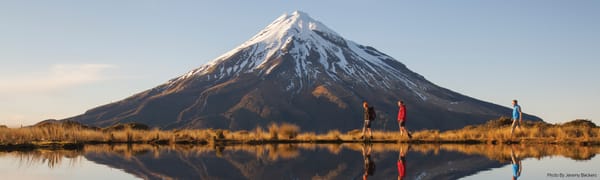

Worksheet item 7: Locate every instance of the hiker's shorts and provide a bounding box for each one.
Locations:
[399,121,406,127]
[364,120,371,128]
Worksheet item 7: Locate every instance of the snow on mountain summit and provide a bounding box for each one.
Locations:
[211,10,344,74]
[170,11,425,95]
[242,10,340,48]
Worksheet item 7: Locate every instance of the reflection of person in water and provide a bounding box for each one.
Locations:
[362,144,375,180]
[397,144,410,180]
[511,145,522,180]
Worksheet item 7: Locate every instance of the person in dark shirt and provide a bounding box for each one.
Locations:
[361,101,374,140]
[362,144,375,180]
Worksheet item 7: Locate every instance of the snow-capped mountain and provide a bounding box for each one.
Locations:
[65,11,541,131]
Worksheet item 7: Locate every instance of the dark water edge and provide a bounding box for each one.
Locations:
[1,143,598,180]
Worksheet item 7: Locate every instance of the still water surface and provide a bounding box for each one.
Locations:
[462,156,600,180]
[0,152,137,180]
[0,144,598,180]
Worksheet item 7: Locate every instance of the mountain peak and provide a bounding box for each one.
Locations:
[290,10,308,17]
[186,11,349,80]
[241,11,338,47]
[284,10,313,23]
[174,11,406,90]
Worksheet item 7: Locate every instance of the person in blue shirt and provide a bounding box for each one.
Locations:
[511,145,522,180]
[510,99,523,136]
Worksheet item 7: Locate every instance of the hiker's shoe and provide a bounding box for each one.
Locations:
[408,133,413,139]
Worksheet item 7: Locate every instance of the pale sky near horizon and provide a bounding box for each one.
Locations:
[1,1,598,127]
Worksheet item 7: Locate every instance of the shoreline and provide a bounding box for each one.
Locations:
[2,138,599,151]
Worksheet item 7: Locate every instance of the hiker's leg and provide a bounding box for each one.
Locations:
[511,120,517,136]
[398,144,405,161]
[511,144,519,163]
[363,121,368,135]
[398,122,404,136]
[398,122,401,132]
[361,123,366,136]
[364,120,371,138]
[400,121,410,138]
[405,127,412,138]
[519,119,523,128]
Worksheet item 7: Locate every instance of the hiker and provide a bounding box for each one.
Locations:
[361,101,374,139]
[362,144,375,180]
[510,99,523,136]
[511,145,522,180]
[397,101,412,139]
[397,144,410,180]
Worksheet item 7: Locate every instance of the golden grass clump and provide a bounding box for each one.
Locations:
[296,132,317,141]
[268,123,279,140]
[322,130,342,140]
[262,122,302,140]
[277,123,300,139]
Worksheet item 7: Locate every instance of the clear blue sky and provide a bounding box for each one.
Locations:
[1,1,598,127]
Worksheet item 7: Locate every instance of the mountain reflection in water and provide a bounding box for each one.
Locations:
[1,143,598,180]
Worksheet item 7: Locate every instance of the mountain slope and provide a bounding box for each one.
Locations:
[65,11,541,131]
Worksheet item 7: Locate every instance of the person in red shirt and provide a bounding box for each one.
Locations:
[397,101,412,139]
[397,144,410,180]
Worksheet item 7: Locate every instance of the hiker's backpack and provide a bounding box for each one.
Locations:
[369,106,376,120]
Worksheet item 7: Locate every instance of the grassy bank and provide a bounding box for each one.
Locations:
[0,118,599,150]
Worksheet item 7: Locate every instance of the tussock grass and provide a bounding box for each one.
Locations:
[1,118,599,149]
[438,117,599,144]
